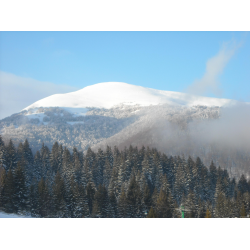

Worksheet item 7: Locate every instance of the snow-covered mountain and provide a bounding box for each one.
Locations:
[24,81,237,112]
[1,82,250,177]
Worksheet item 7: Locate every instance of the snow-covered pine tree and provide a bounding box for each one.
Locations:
[3,168,15,213]
[22,139,34,184]
[155,189,168,218]
[186,156,195,192]
[184,190,197,218]
[105,145,113,168]
[13,158,28,213]
[17,142,24,163]
[73,150,83,185]
[86,181,96,216]
[153,151,164,191]
[38,177,51,217]
[95,148,105,186]
[214,178,227,218]
[209,161,217,203]
[40,143,51,180]
[141,152,153,192]
[92,184,109,218]
[238,174,248,195]
[108,188,118,217]
[6,139,17,171]
[50,141,60,174]
[0,166,6,209]
[117,154,126,193]
[29,178,39,217]
[118,185,127,218]
[103,158,112,188]
[0,135,7,172]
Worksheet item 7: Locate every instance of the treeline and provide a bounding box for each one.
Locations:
[0,135,250,218]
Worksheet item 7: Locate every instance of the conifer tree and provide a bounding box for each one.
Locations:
[185,191,197,218]
[4,168,15,213]
[155,189,172,218]
[209,161,217,190]
[238,175,248,195]
[86,181,96,216]
[6,139,17,171]
[95,148,105,186]
[205,208,212,218]
[215,183,226,218]
[240,203,246,218]
[29,178,39,217]
[0,166,6,209]
[92,184,109,217]
[151,187,159,209]
[13,159,28,213]
[77,183,89,217]
[17,142,24,163]
[147,207,157,218]
[126,175,143,217]
[105,145,113,168]
[143,183,152,212]
[118,186,127,217]
[40,143,51,179]
[37,177,51,217]
[186,156,195,191]
[108,188,118,217]
[73,152,83,185]
[0,135,4,148]
[23,139,34,175]
[34,151,43,181]
[0,139,7,169]
[103,158,112,188]
[52,171,66,217]
[50,141,60,174]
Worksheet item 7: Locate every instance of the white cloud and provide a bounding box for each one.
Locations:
[0,71,78,119]
[186,40,242,96]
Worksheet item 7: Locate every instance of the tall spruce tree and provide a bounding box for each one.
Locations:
[0,166,6,209]
[37,177,51,217]
[13,159,28,213]
[4,168,15,213]
[6,139,17,171]
[155,189,172,218]
[29,178,39,217]
[147,207,157,218]
[52,171,66,217]
[118,186,127,218]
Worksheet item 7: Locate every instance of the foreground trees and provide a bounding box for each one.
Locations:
[0,136,250,218]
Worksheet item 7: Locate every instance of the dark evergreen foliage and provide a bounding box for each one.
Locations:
[0,138,249,218]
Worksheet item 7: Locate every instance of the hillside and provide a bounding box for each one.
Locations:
[0,82,249,178]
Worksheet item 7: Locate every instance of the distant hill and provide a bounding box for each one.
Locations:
[1,82,249,177]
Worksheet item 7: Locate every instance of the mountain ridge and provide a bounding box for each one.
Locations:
[23,82,239,112]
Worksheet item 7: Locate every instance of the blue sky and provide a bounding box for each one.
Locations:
[0,31,249,119]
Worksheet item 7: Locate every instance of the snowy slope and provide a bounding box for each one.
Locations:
[0,211,32,218]
[23,82,238,112]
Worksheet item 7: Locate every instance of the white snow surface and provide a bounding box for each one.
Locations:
[0,211,32,218]
[23,82,238,112]
[25,112,46,121]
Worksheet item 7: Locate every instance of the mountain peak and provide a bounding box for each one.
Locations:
[23,82,236,111]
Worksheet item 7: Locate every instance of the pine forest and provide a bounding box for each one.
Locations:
[0,135,250,218]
